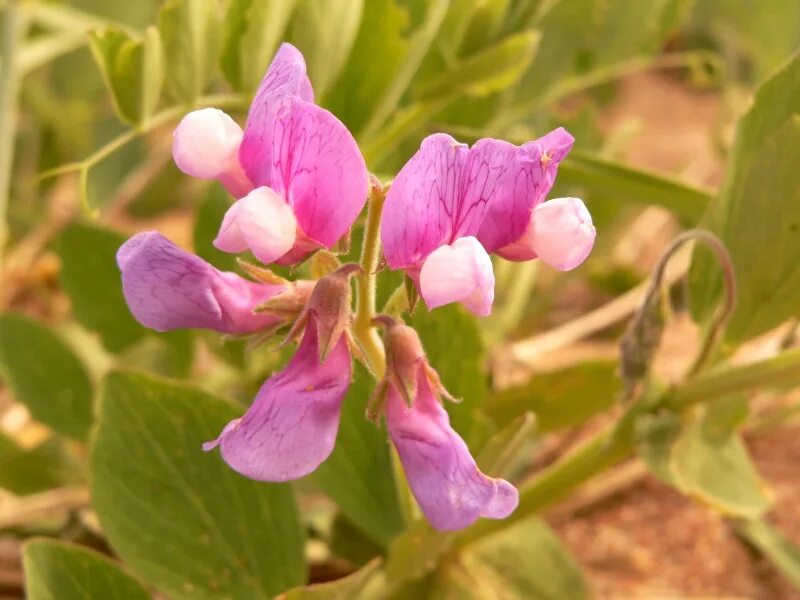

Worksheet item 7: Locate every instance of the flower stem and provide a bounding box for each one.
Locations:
[353,183,387,377]
[351,181,419,524]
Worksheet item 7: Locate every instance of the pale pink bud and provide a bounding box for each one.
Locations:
[419,236,495,316]
[214,187,298,265]
[497,197,595,270]
[172,108,253,197]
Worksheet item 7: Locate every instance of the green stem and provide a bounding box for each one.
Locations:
[353,184,387,376]
[668,346,800,411]
[350,182,419,524]
[456,346,800,547]
[0,1,27,268]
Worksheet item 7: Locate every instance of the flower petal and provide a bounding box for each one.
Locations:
[267,98,368,249]
[498,197,595,270]
[381,133,468,270]
[477,127,575,253]
[204,315,351,481]
[237,43,367,257]
[385,374,518,531]
[172,108,252,197]
[419,237,495,316]
[239,43,314,186]
[214,186,298,264]
[117,232,283,333]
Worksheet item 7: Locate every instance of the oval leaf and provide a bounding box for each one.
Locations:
[24,539,150,600]
[0,313,93,441]
[90,370,306,599]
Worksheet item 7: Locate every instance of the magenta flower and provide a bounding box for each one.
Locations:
[380,129,595,315]
[377,319,518,530]
[203,265,358,481]
[202,311,352,481]
[172,43,368,265]
[117,232,301,334]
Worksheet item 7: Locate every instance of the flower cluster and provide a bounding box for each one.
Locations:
[117,43,595,531]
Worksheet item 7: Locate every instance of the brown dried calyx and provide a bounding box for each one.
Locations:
[282,263,362,362]
[368,315,456,421]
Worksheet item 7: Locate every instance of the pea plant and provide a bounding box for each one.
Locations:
[1,1,799,598]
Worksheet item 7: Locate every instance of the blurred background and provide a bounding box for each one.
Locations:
[1,0,799,598]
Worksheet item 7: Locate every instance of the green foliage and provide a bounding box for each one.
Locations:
[324,0,409,133]
[193,184,238,271]
[486,361,619,432]
[282,559,381,599]
[57,222,146,353]
[737,519,800,591]
[309,364,404,548]
[691,52,800,343]
[290,0,364,97]
[692,0,800,81]
[439,518,589,599]
[0,313,93,441]
[670,404,770,518]
[414,30,539,100]
[88,26,164,125]
[23,539,150,600]
[220,0,299,92]
[158,0,220,103]
[91,370,305,599]
[0,435,83,495]
[411,304,487,442]
[559,150,712,224]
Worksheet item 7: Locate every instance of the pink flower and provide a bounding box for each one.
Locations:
[203,311,352,481]
[117,232,302,334]
[377,319,518,530]
[203,265,358,481]
[172,43,368,265]
[380,129,595,315]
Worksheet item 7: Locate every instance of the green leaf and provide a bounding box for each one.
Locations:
[290,0,364,98]
[360,0,450,136]
[670,406,771,518]
[485,361,619,432]
[283,558,382,599]
[690,53,800,343]
[329,513,384,567]
[441,517,589,599]
[411,304,487,443]
[475,412,536,478]
[193,184,239,271]
[416,30,539,100]
[634,410,681,486]
[0,435,83,495]
[220,0,299,91]
[507,0,688,111]
[57,222,146,353]
[158,0,220,103]
[88,26,164,124]
[0,314,93,441]
[90,370,305,599]
[558,150,712,223]
[737,519,800,591]
[692,0,800,82]
[324,0,409,134]
[308,364,404,548]
[24,539,150,600]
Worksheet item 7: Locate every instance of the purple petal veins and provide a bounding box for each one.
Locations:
[204,314,352,481]
[385,370,518,531]
[117,232,285,334]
